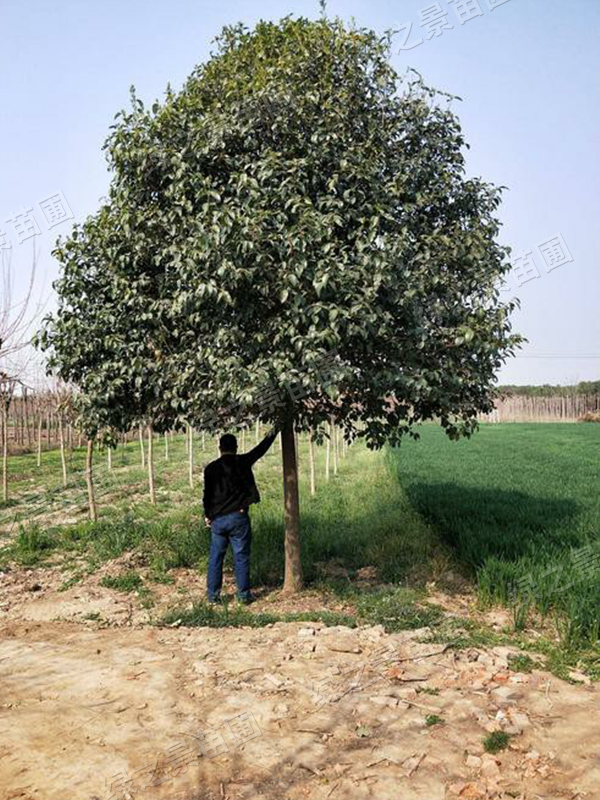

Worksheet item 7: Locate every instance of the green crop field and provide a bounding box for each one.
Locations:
[387,423,600,648]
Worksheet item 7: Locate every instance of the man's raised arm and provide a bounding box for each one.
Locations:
[242,426,279,466]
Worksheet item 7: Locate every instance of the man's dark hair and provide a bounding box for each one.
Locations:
[219,433,238,453]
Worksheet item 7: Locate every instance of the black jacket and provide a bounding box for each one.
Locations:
[203,430,277,521]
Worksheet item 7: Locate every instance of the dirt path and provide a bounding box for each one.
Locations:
[1,604,598,800]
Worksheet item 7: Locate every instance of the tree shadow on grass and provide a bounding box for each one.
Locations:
[403,482,580,570]
[249,500,442,591]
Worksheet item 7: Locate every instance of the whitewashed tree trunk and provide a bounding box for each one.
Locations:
[1,407,8,502]
[164,431,169,461]
[309,435,316,496]
[138,424,145,468]
[58,415,68,488]
[86,439,97,522]
[332,422,338,475]
[36,416,42,467]
[148,425,156,504]
[188,424,194,489]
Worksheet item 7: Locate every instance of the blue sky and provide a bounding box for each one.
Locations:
[2,0,598,385]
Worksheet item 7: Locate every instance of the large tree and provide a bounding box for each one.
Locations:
[39,16,521,592]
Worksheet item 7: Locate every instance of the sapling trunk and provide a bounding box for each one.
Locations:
[86,439,97,522]
[332,421,338,475]
[188,424,194,489]
[58,415,68,488]
[36,416,42,467]
[309,434,316,496]
[148,425,156,504]
[138,425,145,467]
[1,406,8,502]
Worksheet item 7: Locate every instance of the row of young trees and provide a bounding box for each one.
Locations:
[81,418,350,523]
[1,242,46,503]
[0,390,350,526]
[497,381,600,397]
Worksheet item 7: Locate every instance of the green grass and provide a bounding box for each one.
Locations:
[100,570,144,592]
[507,653,538,673]
[1,432,443,591]
[1,423,599,670]
[161,601,357,629]
[159,590,440,633]
[425,714,444,727]
[421,614,600,682]
[483,731,511,754]
[417,686,440,696]
[387,424,600,648]
[353,588,444,631]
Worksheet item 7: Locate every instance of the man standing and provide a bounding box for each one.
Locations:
[203,426,278,604]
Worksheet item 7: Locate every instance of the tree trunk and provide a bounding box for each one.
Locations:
[164,430,169,461]
[281,417,303,593]
[148,425,156,504]
[1,406,8,503]
[36,416,42,467]
[188,424,194,489]
[58,415,68,488]
[107,446,112,471]
[24,389,31,448]
[255,419,260,444]
[325,431,331,481]
[332,421,339,475]
[308,434,316,496]
[86,439,97,522]
[138,424,145,467]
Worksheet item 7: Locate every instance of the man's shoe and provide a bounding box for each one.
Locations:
[207,596,222,605]
[236,593,253,605]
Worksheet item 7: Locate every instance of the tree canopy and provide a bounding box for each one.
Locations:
[39,15,521,443]
[38,14,522,590]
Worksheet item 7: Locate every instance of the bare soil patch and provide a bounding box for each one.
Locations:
[0,565,598,800]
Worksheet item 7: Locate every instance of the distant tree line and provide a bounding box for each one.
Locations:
[497,380,600,398]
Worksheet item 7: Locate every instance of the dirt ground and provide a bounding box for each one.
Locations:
[0,565,598,800]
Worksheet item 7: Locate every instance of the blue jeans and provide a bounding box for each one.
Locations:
[207,511,252,601]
